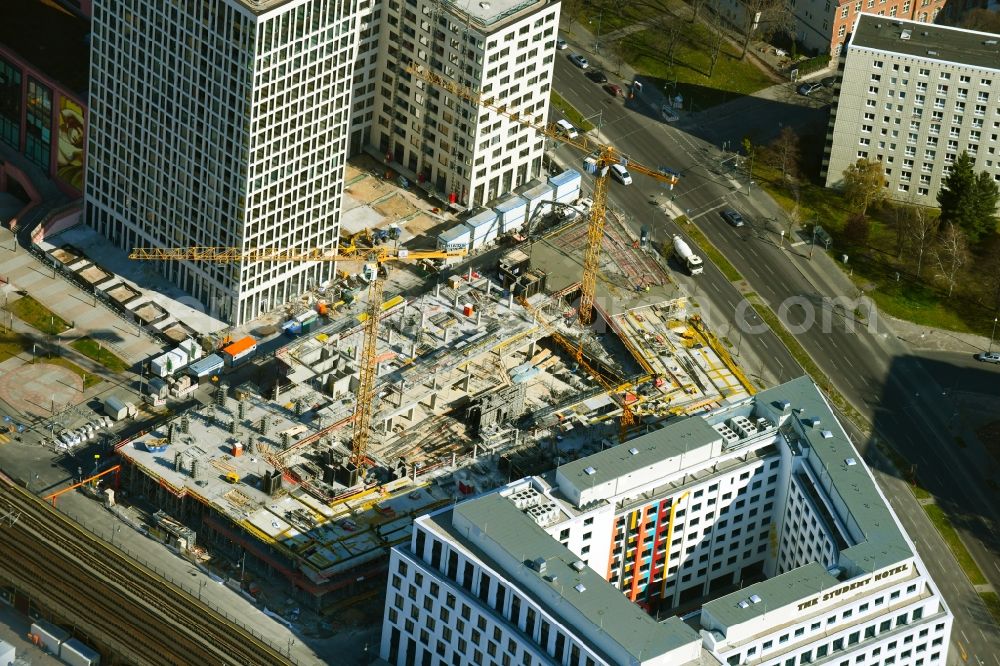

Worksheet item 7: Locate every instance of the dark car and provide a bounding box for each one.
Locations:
[797,82,823,96]
[820,76,837,88]
[586,70,608,84]
[721,209,745,227]
[604,83,623,97]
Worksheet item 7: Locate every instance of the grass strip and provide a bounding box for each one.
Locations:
[676,216,743,282]
[981,591,1000,626]
[922,504,988,586]
[0,326,31,363]
[43,357,103,389]
[70,337,131,373]
[8,295,71,335]
[550,91,596,132]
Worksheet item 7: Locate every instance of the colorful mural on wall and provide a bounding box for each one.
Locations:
[57,95,84,191]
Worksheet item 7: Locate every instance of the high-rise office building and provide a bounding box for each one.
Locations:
[85,0,359,324]
[824,15,1000,206]
[372,0,560,208]
[380,377,952,665]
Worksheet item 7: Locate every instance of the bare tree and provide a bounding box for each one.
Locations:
[650,13,684,69]
[903,202,937,278]
[738,0,794,60]
[767,126,800,180]
[563,0,583,36]
[610,37,627,76]
[708,10,726,77]
[933,223,969,297]
[689,0,709,21]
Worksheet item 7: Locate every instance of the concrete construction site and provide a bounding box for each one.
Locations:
[109,162,757,609]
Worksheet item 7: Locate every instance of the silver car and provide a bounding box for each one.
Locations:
[975,351,1000,364]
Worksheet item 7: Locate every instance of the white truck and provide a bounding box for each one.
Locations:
[672,235,704,275]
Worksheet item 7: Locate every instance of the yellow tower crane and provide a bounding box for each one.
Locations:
[128,246,466,481]
[404,65,679,325]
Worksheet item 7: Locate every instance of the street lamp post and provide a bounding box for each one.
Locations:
[590,10,603,53]
[990,317,998,354]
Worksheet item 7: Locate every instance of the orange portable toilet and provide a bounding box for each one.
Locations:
[232,442,243,457]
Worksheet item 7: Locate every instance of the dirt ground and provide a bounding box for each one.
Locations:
[345,176,386,204]
[372,194,417,220]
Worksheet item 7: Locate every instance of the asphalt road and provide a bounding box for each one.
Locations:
[552,53,1000,663]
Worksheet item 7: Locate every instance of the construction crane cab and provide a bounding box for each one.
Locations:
[225,471,240,484]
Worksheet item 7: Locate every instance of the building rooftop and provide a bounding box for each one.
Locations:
[557,416,723,499]
[753,377,912,575]
[703,562,838,628]
[850,14,1000,71]
[444,0,549,30]
[445,493,701,663]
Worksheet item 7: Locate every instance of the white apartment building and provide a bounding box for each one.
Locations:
[371,0,560,208]
[824,15,1000,206]
[85,0,360,324]
[380,376,952,666]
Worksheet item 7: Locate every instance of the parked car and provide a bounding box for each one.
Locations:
[604,83,623,97]
[586,70,608,83]
[660,105,679,122]
[721,209,746,227]
[609,164,633,185]
[975,351,1000,364]
[568,54,589,68]
[556,37,568,50]
[820,76,836,88]
[798,82,823,96]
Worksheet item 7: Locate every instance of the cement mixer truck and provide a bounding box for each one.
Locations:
[672,235,704,275]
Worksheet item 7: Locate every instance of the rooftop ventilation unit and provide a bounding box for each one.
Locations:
[749,594,762,604]
[901,30,911,40]
[574,583,586,593]
[713,422,740,445]
[571,560,586,571]
[628,447,639,456]
[527,557,547,573]
[986,40,999,45]
[821,430,833,439]
[509,487,542,510]
[927,50,938,55]
[584,466,596,476]
[737,600,751,609]
[845,457,858,466]
[729,415,759,439]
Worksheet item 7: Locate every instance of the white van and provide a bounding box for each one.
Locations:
[555,119,579,139]
[610,164,632,185]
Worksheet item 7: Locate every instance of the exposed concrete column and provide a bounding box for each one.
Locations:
[508,293,514,309]
[476,311,482,327]
[410,341,417,359]
[454,291,460,308]
[485,280,492,297]
[387,327,393,345]
[467,267,474,281]
[405,406,414,420]
[463,365,472,393]
[420,309,427,331]
[451,452,457,468]
[435,283,441,297]
[444,327,450,344]
[472,442,478,460]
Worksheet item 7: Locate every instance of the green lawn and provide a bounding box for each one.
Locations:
[0,326,30,363]
[550,91,596,132]
[922,503,988,586]
[8,295,71,335]
[70,337,131,373]
[754,165,988,335]
[981,590,1000,626]
[624,23,774,110]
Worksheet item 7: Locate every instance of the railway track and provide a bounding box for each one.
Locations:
[0,476,292,666]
